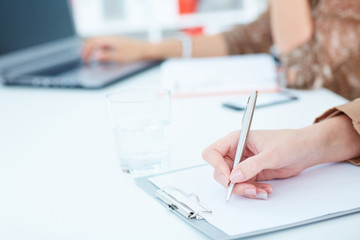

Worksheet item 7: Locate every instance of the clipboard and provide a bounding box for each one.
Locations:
[135,165,228,240]
[135,164,360,240]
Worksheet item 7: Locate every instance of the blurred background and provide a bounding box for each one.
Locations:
[71,0,269,41]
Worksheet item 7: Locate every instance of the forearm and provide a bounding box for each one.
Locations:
[270,0,314,55]
[147,6,273,59]
[302,115,360,166]
[191,34,228,57]
[146,34,228,59]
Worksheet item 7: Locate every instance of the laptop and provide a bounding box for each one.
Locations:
[0,0,160,89]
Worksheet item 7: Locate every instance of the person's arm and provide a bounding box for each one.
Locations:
[151,34,228,59]
[221,9,273,55]
[270,0,314,55]
[315,98,360,165]
[82,8,272,63]
[279,0,360,99]
[202,99,360,200]
[81,34,228,64]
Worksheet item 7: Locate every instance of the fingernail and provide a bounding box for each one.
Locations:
[256,192,268,200]
[220,174,229,187]
[244,188,257,197]
[230,169,245,182]
[264,187,273,194]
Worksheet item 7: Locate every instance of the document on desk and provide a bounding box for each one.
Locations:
[141,163,360,239]
[161,54,279,97]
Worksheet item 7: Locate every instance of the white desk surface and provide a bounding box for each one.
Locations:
[0,67,359,240]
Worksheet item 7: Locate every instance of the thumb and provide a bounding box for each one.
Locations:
[229,154,268,183]
[96,50,117,62]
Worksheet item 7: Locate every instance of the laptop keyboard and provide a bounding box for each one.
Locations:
[2,59,160,89]
[3,58,85,88]
[34,58,83,77]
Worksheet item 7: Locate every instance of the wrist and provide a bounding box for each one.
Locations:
[146,40,182,60]
[142,42,161,60]
[301,115,360,165]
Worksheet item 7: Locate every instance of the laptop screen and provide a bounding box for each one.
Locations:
[0,0,75,56]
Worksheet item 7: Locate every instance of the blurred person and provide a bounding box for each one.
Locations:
[82,0,360,100]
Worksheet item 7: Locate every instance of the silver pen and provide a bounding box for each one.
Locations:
[226,90,258,204]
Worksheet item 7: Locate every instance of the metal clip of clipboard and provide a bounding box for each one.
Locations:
[156,187,212,220]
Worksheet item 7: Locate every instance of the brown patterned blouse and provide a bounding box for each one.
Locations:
[222,0,360,162]
[222,0,360,101]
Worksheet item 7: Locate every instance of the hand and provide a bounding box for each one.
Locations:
[202,115,360,200]
[82,36,154,64]
[202,129,314,200]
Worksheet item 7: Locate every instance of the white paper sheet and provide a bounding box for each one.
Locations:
[161,54,278,97]
[149,163,360,236]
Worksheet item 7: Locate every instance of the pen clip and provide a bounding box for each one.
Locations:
[156,186,212,220]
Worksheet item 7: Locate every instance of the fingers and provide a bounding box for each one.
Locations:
[228,153,274,199]
[82,39,99,62]
[212,162,274,200]
[96,50,118,62]
[232,181,273,200]
[213,162,231,188]
[82,38,113,62]
[202,131,240,168]
[203,131,274,200]
[229,153,269,183]
[202,131,240,186]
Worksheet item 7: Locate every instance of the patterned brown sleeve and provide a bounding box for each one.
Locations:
[221,9,273,55]
[280,0,360,100]
[315,98,360,165]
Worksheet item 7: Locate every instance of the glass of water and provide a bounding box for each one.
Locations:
[106,88,171,174]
